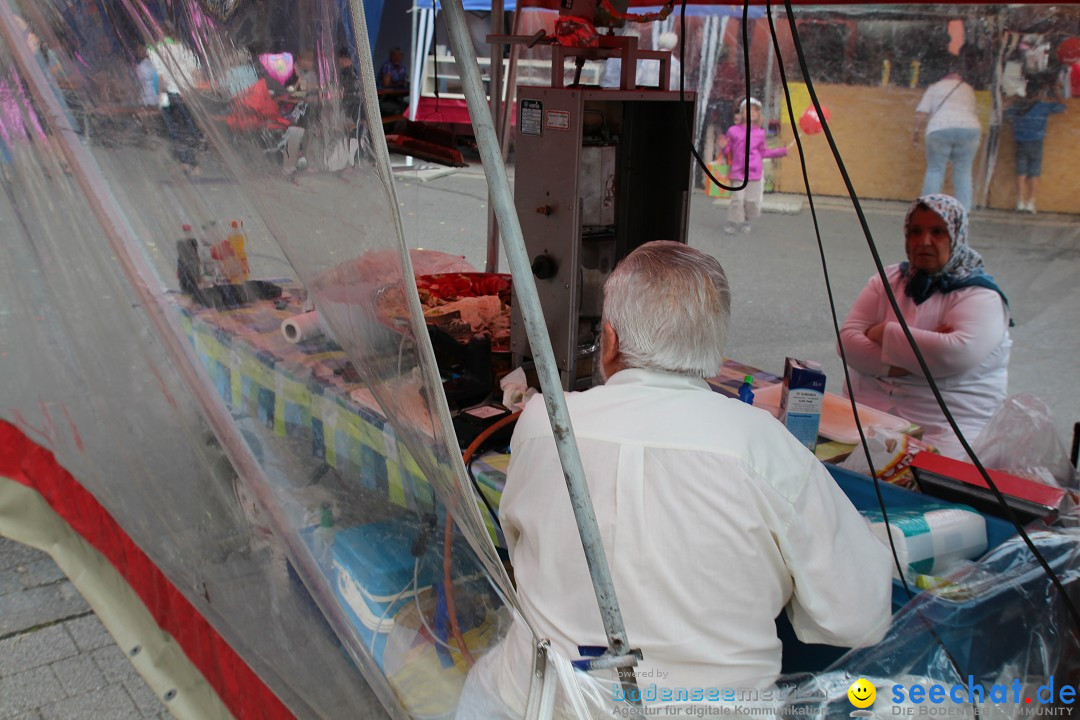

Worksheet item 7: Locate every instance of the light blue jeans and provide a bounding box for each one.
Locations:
[922,127,980,211]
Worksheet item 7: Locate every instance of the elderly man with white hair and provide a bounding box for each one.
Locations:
[457,241,893,718]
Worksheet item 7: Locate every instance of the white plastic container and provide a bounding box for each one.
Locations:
[866,505,988,579]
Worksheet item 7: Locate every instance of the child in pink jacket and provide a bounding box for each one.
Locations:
[720,98,788,234]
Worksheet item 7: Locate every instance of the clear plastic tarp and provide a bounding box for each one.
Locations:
[1,0,1078,718]
[0,0,516,716]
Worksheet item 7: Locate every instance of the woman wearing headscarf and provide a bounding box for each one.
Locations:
[838,194,1011,459]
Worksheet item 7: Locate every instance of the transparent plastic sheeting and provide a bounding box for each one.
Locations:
[459,525,1080,718]
[777,527,1080,720]
[1,1,1079,720]
[0,0,515,717]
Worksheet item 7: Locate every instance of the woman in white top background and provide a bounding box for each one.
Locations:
[913,51,982,211]
[838,194,1012,459]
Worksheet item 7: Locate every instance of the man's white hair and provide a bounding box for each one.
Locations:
[658,32,678,52]
[602,241,731,377]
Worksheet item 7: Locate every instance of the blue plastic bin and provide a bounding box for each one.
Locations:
[778,466,1018,674]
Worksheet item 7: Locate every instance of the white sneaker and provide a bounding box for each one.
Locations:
[1016,200,1026,212]
[741,224,752,234]
[1027,201,1037,214]
[724,225,736,236]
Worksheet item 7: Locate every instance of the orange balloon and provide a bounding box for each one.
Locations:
[798,104,831,135]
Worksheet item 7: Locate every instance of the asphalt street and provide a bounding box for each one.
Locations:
[393,160,1080,446]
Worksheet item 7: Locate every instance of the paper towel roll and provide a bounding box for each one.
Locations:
[281,311,325,345]
[870,506,987,579]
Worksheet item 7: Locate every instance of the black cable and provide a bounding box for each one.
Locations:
[778,0,1080,638]
[466,453,503,532]
[1070,422,1079,471]
[764,2,977,692]
[676,0,749,193]
[759,2,908,595]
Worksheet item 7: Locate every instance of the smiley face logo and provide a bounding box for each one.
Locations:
[848,678,876,708]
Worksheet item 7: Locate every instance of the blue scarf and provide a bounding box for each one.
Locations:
[900,261,1009,307]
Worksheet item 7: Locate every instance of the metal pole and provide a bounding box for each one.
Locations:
[409,0,419,120]
[762,24,775,143]
[498,6,523,164]
[485,0,505,273]
[440,0,640,694]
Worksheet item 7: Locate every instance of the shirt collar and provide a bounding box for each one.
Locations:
[602,367,711,392]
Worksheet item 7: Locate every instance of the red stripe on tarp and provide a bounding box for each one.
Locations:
[0,420,294,720]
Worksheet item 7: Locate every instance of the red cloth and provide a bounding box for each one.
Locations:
[226,78,288,132]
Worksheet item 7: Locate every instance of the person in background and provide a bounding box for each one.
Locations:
[325,47,361,172]
[11,12,75,132]
[337,47,361,131]
[719,97,788,235]
[1004,74,1066,214]
[913,52,981,212]
[376,47,408,117]
[134,43,158,108]
[290,51,318,94]
[458,241,893,718]
[838,194,1011,460]
[148,30,203,175]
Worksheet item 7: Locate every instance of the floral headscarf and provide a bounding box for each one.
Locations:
[901,193,1006,306]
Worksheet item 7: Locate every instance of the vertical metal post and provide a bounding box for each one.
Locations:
[485,0,505,273]
[498,7,523,164]
[409,0,419,120]
[440,0,640,697]
[762,30,776,145]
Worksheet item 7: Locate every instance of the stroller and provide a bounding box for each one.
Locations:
[219,77,308,172]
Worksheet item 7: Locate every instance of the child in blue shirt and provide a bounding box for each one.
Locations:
[1005,76,1066,213]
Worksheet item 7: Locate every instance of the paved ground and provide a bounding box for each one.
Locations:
[2,152,1077,719]
[0,537,169,720]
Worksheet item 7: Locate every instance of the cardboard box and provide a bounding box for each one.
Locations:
[780,357,825,451]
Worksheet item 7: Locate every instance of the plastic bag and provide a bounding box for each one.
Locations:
[839,427,935,488]
[971,394,1077,489]
[705,160,732,198]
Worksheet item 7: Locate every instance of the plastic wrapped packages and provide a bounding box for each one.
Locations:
[864,504,988,581]
[840,427,936,489]
[972,394,1078,490]
[777,527,1080,720]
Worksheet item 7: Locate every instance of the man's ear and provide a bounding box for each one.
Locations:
[601,321,620,379]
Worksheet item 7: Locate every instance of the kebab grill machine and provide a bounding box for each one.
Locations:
[497,4,697,390]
